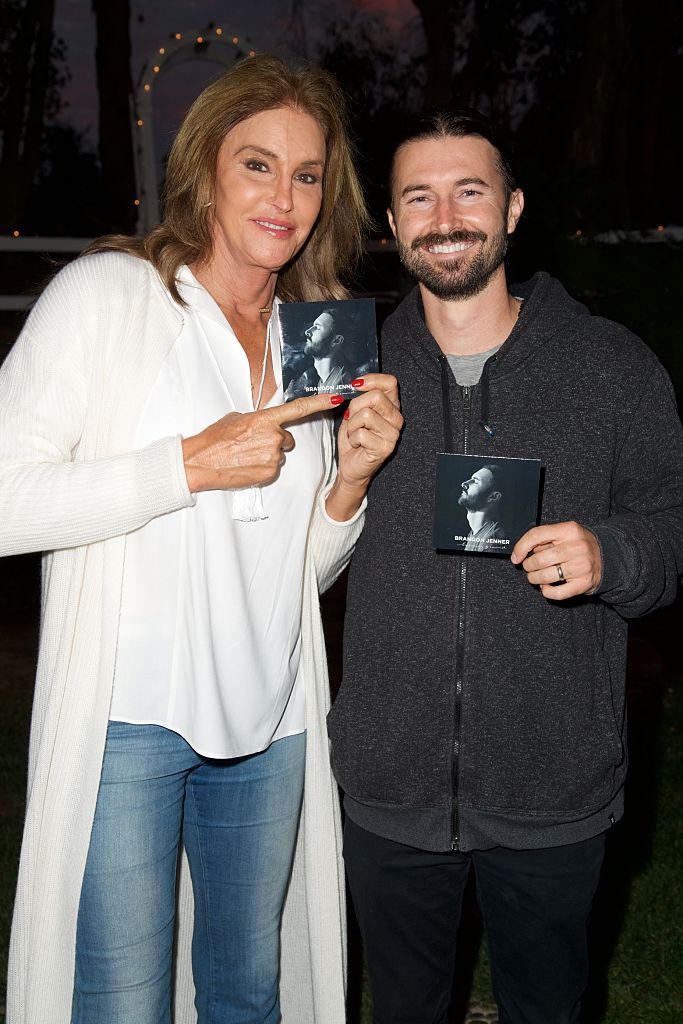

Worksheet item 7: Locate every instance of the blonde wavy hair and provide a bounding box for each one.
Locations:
[84,54,370,303]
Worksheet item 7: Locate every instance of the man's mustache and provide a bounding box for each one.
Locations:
[411,230,486,251]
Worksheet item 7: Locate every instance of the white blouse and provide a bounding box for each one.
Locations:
[109,268,326,758]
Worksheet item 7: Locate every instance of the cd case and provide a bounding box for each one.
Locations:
[278,298,379,401]
[433,453,541,555]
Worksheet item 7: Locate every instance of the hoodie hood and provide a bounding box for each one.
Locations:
[383,272,591,384]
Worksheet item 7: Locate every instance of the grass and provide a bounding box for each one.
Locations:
[345,608,683,1023]
[1,567,681,1024]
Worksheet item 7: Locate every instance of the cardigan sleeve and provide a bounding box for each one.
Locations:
[307,417,366,594]
[0,261,194,558]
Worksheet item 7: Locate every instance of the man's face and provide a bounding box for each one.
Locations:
[387,135,523,301]
[458,467,497,512]
[304,311,341,358]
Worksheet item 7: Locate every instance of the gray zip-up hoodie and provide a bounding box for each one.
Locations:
[328,272,683,852]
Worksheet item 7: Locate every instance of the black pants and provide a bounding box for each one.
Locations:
[344,817,606,1024]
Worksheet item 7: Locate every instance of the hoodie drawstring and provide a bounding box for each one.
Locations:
[478,355,496,439]
[439,353,497,449]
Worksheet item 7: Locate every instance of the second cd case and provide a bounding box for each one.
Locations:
[433,453,541,555]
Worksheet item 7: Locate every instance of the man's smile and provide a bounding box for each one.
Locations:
[426,240,476,254]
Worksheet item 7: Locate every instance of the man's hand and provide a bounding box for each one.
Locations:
[510,521,602,601]
[182,394,341,493]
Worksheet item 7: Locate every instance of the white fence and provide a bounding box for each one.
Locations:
[0,236,398,311]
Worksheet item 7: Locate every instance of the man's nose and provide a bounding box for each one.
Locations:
[434,196,463,234]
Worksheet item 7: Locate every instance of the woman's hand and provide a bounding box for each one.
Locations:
[182,394,342,493]
[326,374,403,521]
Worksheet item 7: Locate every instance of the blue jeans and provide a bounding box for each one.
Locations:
[72,722,306,1024]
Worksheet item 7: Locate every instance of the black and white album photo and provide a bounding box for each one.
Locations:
[433,453,542,555]
[278,297,379,401]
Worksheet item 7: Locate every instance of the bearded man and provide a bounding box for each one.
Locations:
[328,110,683,1024]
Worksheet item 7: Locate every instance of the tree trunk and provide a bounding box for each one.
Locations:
[570,0,674,226]
[454,0,496,111]
[92,0,135,233]
[569,0,628,170]
[621,0,674,224]
[0,0,55,233]
[412,0,461,108]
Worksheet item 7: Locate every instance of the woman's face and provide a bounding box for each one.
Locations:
[210,105,326,275]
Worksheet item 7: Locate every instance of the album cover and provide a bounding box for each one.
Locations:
[433,453,542,555]
[278,298,379,401]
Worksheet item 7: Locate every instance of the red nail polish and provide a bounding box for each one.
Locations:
[330,395,344,406]
[351,378,364,388]
[343,408,350,420]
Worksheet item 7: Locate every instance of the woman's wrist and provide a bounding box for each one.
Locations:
[324,475,368,522]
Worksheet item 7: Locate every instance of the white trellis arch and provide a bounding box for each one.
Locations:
[131,25,257,233]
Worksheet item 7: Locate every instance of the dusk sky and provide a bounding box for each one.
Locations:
[54,0,418,147]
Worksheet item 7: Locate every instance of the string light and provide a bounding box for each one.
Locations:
[12,230,20,237]
[126,25,257,237]
[575,229,582,237]
[135,26,257,128]
[657,224,665,232]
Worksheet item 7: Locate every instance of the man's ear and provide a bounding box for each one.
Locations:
[487,489,502,505]
[506,189,524,235]
[387,207,397,239]
[332,333,345,349]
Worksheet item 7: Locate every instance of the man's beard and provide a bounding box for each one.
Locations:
[458,490,478,511]
[397,224,509,300]
[304,336,327,358]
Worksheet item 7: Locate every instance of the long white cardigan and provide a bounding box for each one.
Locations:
[0,251,363,1024]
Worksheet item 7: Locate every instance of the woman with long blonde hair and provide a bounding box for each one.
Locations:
[1,54,402,1024]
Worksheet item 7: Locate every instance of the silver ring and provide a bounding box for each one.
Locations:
[556,563,565,581]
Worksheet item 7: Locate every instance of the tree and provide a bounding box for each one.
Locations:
[0,0,62,233]
[92,0,136,233]
[317,11,424,227]
[411,0,461,107]
[564,0,679,228]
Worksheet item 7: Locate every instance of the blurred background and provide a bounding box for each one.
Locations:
[0,2,681,1021]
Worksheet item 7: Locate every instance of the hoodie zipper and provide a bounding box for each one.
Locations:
[451,384,471,851]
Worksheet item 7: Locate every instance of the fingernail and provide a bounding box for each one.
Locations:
[330,395,344,406]
[351,378,364,388]
[343,408,350,420]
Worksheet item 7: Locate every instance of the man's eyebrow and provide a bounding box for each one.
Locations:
[400,183,431,199]
[456,176,491,189]
[400,176,492,199]
[234,144,324,167]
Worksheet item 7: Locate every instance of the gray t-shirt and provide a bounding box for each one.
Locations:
[446,344,501,386]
